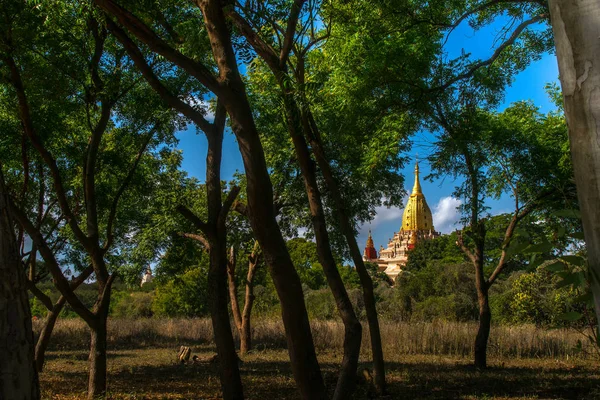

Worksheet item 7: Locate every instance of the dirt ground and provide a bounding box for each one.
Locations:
[40,346,600,399]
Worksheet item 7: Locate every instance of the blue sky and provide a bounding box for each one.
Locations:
[175,16,560,256]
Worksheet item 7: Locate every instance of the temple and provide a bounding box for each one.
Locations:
[363,161,440,281]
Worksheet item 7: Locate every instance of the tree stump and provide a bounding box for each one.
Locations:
[177,346,191,363]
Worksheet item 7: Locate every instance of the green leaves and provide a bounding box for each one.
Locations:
[557,311,583,322]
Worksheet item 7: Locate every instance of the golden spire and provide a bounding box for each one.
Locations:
[401,159,435,232]
[366,230,374,248]
[412,160,422,194]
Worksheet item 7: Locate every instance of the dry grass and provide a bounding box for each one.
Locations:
[36,318,596,359]
[39,347,600,399]
[36,318,600,399]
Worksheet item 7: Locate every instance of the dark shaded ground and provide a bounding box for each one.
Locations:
[40,346,600,399]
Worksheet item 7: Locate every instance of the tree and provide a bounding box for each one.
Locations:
[547,0,600,332]
[95,1,327,397]
[429,98,575,368]
[0,3,179,396]
[173,101,244,398]
[227,3,365,395]
[0,169,39,399]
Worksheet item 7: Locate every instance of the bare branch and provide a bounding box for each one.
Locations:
[106,19,215,135]
[456,230,477,265]
[10,200,95,324]
[487,190,554,286]
[227,10,280,70]
[180,232,210,249]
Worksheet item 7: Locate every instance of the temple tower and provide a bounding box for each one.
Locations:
[364,160,440,281]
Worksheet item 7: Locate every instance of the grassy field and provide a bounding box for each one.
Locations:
[37,318,600,399]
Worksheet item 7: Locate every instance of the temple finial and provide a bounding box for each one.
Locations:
[412,156,422,194]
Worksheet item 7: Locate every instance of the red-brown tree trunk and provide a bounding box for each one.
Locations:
[209,236,244,400]
[88,317,108,400]
[283,93,362,399]
[304,113,386,394]
[228,245,259,355]
[198,1,326,397]
[0,171,40,399]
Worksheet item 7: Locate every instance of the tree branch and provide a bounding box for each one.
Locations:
[433,14,547,92]
[180,232,210,249]
[279,0,306,68]
[103,124,156,252]
[177,205,210,235]
[2,54,89,248]
[95,0,220,94]
[218,186,241,231]
[105,18,215,134]
[227,10,280,70]
[10,200,96,324]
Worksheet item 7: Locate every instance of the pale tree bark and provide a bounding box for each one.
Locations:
[0,169,40,400]
[548,0,600,328]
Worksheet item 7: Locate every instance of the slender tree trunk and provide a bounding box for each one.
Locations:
[474,285,491,369]
[0,171,40,399]
[87,272,115,400]
[240,252,258,355]
[209,237,244,400]
[35,296,66,372]
[198,2,326,397]
[304,112,386,394]
[88,317,108,400]
[548,0,600,328]
[227,245,259,355]
[283,93,362,399]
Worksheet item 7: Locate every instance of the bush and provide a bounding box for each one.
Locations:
[111,291,155,318]
[152,267,209,317]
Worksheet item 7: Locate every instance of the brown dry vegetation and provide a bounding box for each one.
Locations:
[37,318,600,399]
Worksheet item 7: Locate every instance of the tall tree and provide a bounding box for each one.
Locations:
[95,1,327,397]
[0,2,178,396]
[547,0,600,329]
[429,98,575,368]
[226,2,364,396]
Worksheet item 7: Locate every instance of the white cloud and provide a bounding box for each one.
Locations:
[359,204,403,235]
[432,196,462,234]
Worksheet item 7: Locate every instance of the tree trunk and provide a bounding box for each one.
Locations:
[283,93,362,400]
[0,172,40,399]
[304,112,386,394]
[474,286,491,369]
[198,1,326,398]
[87,272,115,400]
[227,245,259,355]
[209,237,244,400]
[548,0,600,328]
[35,296,66,372]
[88,317,108,400]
